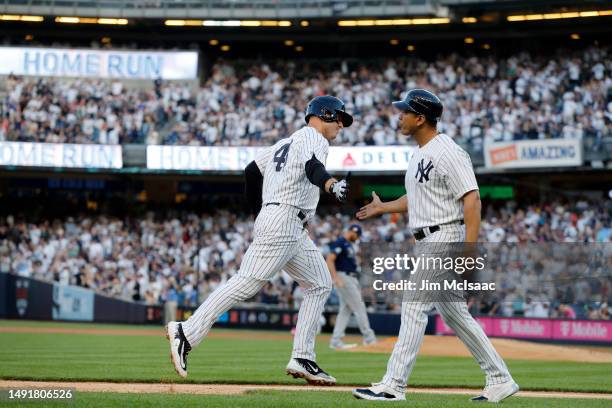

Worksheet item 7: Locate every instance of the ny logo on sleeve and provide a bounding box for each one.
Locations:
[415,159,434,183]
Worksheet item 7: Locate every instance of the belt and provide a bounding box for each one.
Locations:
[265,202,308,227]
[413,220,464,241]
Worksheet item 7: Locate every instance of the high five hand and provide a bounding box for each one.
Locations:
[356,191,383,219]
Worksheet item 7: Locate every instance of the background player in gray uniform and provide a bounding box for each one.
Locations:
[166,95,353,386]
[327,223,377,349]
[353,89,519,402]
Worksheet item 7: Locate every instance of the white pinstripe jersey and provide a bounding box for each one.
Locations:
[255,126,329,212]
[405,133,478,229]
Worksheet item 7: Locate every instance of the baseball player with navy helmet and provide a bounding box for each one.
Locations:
[166,95,352,386]
[327,223,377,349]
[353,89,519,402]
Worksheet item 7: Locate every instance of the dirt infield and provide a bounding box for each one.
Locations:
[353,336,612,363]
[2,325,612,363]
[1,380,611,400]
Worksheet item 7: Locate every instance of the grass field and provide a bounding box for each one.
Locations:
[5,391,612,408]
[0,320,611,407]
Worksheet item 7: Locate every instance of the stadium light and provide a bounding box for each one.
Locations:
[0,14,44,22]
[55,17,80,23]
[20,16,44,22]
[338,18,450,27]
[164,19,291,27]
[203,20,241,26]
[507,9,612,22]
[97,18,128,25]
[55,16,127,25]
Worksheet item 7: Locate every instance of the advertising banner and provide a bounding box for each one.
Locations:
[146,145,415,173]
[0,142,122,169]
[326,146,415,172]
[484,139,582,169]
[147,145,263,171]
[552,320,612,342]
[3,275,53,320]
[52,284,94,321]
[0,47,198,80]
[435,315,612,343]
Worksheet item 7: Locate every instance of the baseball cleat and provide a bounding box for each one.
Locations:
[363,336,378,346]
[329,340,358,350]
[286,358,336,385]
[353,383,406,401]
[166,321,191,378]
[471,380,519,403]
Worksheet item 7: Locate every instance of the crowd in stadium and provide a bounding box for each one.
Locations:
[1,197,610,319]
[1,46,610,150]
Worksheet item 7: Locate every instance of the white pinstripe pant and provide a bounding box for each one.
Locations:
[380,224,512,393]
[181,204,332,361]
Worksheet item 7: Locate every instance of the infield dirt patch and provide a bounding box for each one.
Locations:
[353,336,612,363]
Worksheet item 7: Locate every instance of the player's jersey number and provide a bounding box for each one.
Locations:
[273,142,292,172]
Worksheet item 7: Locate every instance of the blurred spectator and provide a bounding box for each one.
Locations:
[1,46,610,150]
[0,196,610,320]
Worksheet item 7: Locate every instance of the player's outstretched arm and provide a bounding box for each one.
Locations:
[305,154,349,202]
[356,192,407,219]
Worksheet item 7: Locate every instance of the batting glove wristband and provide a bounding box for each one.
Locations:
[330,179,349,202]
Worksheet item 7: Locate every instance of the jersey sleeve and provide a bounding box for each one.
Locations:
[301,127,329,164]
[440,147,479,200]
[254,146,273,173]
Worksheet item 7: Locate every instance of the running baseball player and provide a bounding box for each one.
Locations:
[327,223,377,349]
[352,89,519,402]
[166,95,353,386]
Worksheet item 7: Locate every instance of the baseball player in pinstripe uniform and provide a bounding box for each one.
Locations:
[327,223,377,349]
[166,95,353,386]
[353,89,519,402]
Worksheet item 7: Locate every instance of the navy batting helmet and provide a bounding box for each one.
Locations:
[305,95,353,128]
[349,224,362,237]
[393,89,443,122]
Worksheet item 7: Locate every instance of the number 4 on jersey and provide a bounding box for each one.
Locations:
[273,142,292,172]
